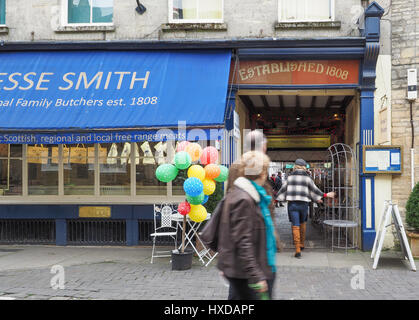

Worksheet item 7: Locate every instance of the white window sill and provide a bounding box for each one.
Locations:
[275,21,341,29]
[162,22,227,32]
[54,24,115,33]
[0,26,8,34]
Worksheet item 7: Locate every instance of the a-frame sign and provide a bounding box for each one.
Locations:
[371,200,416,271]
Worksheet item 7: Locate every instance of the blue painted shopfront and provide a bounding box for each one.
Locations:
[0,3,385,250]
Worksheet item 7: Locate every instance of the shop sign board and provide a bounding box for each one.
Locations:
[79,206,111,218]
[0,128,224,145]
[267,135,331,149]
[230,60,360,85]
[0,50,231,131]
[363,145,402,174]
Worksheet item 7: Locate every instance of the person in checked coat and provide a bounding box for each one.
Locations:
[277,158,335,258]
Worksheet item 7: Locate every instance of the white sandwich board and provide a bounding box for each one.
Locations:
[371,200,416,271]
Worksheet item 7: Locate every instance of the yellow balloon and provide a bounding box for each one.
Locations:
[189,204,207,223]
[185,143,203,162]
[187,165,206,181]
[202,178,216,195]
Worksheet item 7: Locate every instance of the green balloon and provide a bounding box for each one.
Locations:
[214,165,229,182]
[186,192,205,205]
[155,164,178,183]
[174,151,192,170]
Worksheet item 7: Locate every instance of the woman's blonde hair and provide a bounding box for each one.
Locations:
[240,151,270,181]
[226,160,244,191]
[294,165,307,171]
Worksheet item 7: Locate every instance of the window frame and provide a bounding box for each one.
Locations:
[0,0,6,26]
[0,140,220,204]
[168,0,224,24]
[61,0,114,27]
[278,0,335,23]
[0,145,22,196]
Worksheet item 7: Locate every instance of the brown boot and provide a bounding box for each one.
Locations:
[300,223,306,251]
[292,226,301,258]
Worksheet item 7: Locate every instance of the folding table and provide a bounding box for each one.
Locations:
[171,212,218,267]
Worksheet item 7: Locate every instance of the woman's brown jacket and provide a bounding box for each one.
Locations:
[216,177,274,284]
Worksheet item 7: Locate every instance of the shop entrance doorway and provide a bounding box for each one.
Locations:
[238,90,357,249]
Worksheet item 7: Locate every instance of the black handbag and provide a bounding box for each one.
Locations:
[200,197,228,252]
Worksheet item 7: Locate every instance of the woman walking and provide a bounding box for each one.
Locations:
[217,151,277,300]
[277,158,335,258]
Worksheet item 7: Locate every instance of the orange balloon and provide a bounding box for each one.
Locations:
[185,143,203,162]
[204,164,221,180]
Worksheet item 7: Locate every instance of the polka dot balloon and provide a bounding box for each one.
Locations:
[183,177,204,197]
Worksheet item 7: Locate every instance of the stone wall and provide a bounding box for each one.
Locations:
[0,0,366,41]
[391,0,419,218]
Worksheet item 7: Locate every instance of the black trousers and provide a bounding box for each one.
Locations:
[226,274,276,300]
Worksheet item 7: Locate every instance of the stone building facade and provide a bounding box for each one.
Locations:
[0,1,399,249]
[391,0,419,218]
[0,0,380,41]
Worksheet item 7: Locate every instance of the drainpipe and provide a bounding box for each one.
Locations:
[410,100,415,190]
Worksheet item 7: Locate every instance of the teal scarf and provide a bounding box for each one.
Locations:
[250,181,277,273]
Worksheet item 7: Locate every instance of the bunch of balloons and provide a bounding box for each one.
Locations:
[155,142,229,223]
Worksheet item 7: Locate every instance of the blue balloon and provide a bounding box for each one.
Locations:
[183,177,204,197]
[201,195,209,205]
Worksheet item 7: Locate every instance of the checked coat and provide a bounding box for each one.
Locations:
[277,169,324,203]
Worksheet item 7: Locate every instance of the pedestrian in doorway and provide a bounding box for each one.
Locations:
[244,130,284,252]
[244,129,267,153]
[269,174,276,190]
[274,172,283,207]
[277,158,335,258]
[217,151,277,300]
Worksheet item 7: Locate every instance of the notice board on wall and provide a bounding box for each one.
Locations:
[363,145,402,174]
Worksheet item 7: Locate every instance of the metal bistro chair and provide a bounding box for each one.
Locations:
[150,203,178,263]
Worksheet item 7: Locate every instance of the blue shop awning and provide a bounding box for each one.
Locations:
[0,50,231,143]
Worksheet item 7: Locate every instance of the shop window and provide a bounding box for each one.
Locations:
[169,0,223,23]
[135,142,168,196]
[28,145,58,195]
[278,0,334,22]
[0,145,22,196]
[99,143,130,196]
[66,0,113,24]
[64,144,94,195]
[0,0,5,25]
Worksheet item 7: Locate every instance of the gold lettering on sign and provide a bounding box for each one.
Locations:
[79,207,111,218]
[235,61,357,83]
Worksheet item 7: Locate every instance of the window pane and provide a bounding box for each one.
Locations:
[0,0,5,25]
[172,169,187,196]
[306,0,331,20]
[280,0,298,21]
[0,144,7,157]
[99,143,130,196]
[280,0,331,21]
[172,0,197,20]
[0,159,22,196]
[64,144,94,195]
[92,0,113,23]
[68,0,91,24]
[28,145,58,195]
[136,142,167,196]
[10,145,22,158]
[198,0,222,20]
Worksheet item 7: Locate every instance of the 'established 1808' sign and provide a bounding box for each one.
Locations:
[230,60,360,85]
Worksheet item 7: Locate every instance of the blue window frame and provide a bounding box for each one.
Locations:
[0,0,5,25]
[67,0,113,24]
